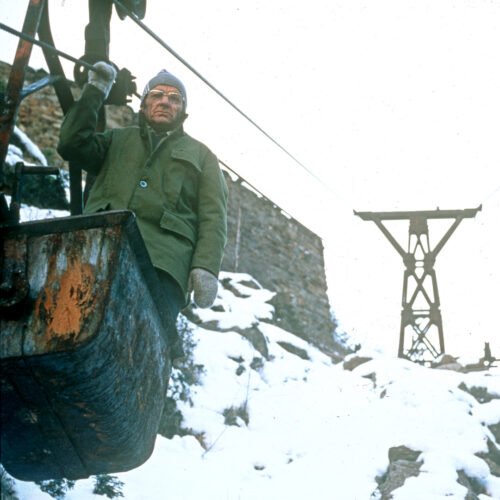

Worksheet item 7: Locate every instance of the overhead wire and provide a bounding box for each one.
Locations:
[479,183,500,206]
[113,1,500,215]
[3,7,495,215]
[0,21,141,98]
[111,0,349,207]
[1,23,118,84]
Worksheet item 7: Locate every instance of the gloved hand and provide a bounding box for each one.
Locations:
[188,268,218,308]
[88,61,117,99]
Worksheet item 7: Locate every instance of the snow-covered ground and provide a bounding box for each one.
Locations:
[9,272,500,500]
[3,139,499,499]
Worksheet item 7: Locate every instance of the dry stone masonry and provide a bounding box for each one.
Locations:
[221,173,340,356]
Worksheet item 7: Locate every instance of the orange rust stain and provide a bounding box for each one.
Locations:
[37,257,97,340]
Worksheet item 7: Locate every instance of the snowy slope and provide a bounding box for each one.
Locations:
[3,135,499,499]
[11,272,500,500]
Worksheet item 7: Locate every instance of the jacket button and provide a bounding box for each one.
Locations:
[139,180,148,188]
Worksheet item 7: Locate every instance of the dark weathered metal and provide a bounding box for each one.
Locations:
[38,1,83,215]
[114,0,147,20]
[0,1,83,216]
[3,162,61,226]
[1,163,62,302]
[0,2,138,216]
[0,22,87,88]
[0,0,172,483]
[71,1,139,105]
[0,195,10,220]
[355,207,481,221]
[1,211,173,481]
[354,206,481,362]
[0,0,45,170]
[0,21,119,94]
[0,234,29,308]
[38,2,75,115]
[73,0,113,87]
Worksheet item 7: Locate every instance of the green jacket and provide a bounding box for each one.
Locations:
[58,85,228,298]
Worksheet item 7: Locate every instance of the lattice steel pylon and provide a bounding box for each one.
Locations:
[354,206,481,363]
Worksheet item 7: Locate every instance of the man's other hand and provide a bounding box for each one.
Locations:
[188,268,218,308]
[88,61,117,98]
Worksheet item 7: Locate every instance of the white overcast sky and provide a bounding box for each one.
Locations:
[1,0,499,358]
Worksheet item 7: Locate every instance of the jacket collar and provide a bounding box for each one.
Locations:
[138,111,187,139]
[139,112,185,151]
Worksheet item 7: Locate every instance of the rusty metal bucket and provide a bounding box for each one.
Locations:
[0,210,171,481]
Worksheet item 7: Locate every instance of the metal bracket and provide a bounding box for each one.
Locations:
[3,162,60,226]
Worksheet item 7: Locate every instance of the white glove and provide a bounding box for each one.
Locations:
[188,268,218,308]
[88,61,117,98]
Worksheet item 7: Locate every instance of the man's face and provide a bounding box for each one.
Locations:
[141,84,184,131]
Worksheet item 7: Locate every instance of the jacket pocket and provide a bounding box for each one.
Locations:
[159,209,196,244]
[170,148,202,172]
[166,148,201,211]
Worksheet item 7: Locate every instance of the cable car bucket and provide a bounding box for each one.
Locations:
[0,0,173,481]
[1,211,172,481]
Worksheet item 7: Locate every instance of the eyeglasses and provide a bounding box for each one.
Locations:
[147,89,183,105]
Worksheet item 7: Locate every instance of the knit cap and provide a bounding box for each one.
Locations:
[141,69,187,109]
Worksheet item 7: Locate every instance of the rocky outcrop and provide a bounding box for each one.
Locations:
[375,446,422,499]
[222,174,347,357]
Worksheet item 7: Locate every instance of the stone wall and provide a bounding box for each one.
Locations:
[221,171,339,354]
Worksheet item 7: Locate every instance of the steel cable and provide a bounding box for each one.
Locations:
[111,0,341,199]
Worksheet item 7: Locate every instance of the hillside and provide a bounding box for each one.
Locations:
[3,269,500,500]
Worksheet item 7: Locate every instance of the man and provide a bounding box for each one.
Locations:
[58,62,228,359]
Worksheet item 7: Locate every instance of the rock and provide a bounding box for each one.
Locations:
[458,382,499,404]
[434,362,463,372]
[489,423,500,443]
[480,456,500,478]
[434,354,459,365]
[457,470,485,499]
[250,357,265,371]
[219,277,251,298]
[234,326,269,359]
[431,354,463,372]
[343,356,372,371]
[277,341,310,360]
[375,446,422,499]
[388,445,421,463]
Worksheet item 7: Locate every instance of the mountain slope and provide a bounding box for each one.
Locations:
[10,272,500,500]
